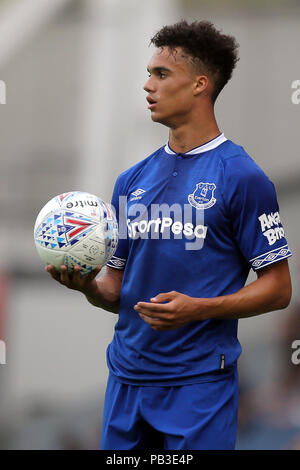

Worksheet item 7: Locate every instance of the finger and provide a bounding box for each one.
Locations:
[136,307,172,322]
[60,264,70,284]
[137,309,162,319]
[45,264,61,281]
[72,264,82,283]
[45,264,54,275]
[134,301,171,313]
[139,313,163,325]
[46,263,63,279]
[150,291,177,303]
[139,314,173,331]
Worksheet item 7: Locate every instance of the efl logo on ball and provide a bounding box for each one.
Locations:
[34,191,118,275]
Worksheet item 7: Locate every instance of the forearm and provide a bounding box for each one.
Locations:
[198,268,291,321]
[135,261,291,330]
[84,275,121,313]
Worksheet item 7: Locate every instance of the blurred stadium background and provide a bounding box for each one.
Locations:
[0,0,300,450]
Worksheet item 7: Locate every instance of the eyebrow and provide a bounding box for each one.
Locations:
[147,66,172,74]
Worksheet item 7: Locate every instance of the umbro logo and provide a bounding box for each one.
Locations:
[130,188,146,201]
[131,188,146,197]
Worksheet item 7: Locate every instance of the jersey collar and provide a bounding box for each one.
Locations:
[164,133,227,156]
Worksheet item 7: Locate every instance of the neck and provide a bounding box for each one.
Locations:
[168,105,220,154]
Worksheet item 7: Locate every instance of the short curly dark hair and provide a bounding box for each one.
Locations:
[150,20,239,103]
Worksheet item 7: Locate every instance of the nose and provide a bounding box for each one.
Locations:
[143,76,155,93]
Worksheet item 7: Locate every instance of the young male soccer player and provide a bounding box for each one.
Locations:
[47,20,292,450]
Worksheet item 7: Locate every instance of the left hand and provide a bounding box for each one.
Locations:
[134,291,202,331]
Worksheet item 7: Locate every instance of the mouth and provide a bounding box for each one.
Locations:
[146,96,157,110]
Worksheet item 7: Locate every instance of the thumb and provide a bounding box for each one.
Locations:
[150,291,177,303]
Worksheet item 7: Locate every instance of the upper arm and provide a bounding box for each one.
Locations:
[223,155,292,272]
[256,258,291,286]
[106,175,129,271]
[256,259,292,307]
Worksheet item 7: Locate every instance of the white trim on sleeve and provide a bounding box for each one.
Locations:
[107,255,126,270]
[250,244,292,271]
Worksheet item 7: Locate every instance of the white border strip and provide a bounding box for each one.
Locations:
[251,244,292,271]
[107,255,126,270]
[250,244,289,262]
[164,133,227,155]
[253,251,292,270]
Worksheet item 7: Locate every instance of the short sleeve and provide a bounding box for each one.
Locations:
[223,155,292,271]
[106,175,129,270]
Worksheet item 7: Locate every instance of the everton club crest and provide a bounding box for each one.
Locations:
[188,182,217,210]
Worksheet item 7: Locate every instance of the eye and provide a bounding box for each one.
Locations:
[159,72,166,79]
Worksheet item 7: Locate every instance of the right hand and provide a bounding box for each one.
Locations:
[45,264,102,295]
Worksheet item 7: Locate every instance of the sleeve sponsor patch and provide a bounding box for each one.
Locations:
[258,211,286,246]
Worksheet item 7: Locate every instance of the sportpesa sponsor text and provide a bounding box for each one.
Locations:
[127,216,207,239]
[111,199,286,246]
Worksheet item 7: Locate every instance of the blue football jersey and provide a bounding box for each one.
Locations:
[106,133,292,385]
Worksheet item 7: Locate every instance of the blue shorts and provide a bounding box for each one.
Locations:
[100,369,239,450]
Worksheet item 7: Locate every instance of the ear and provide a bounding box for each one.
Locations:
[193,75,209,96]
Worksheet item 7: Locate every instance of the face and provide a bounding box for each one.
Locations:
[143,47,200,127]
